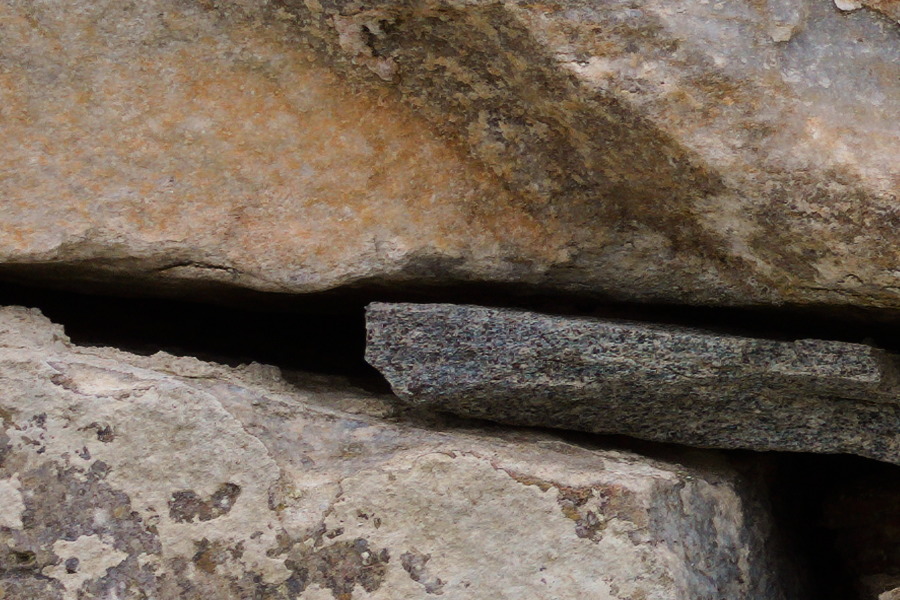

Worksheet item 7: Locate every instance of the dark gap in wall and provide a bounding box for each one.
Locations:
[7,276,900,396]
[3,274,900,353]
[0,279,387,391]
[759,451,900,600]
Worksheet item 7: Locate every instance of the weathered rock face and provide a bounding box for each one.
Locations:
[0,0,563,295]
[1,0,898,309]
[365,302,900,464]
[0,305,798,599]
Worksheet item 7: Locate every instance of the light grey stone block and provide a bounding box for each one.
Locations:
[0,305,798,599]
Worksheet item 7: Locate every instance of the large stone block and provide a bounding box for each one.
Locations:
[1,0,898,309]
[0,305,796,598]
[365,302,900,464]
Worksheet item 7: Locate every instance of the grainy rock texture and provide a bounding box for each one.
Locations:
[1,0,899,309]
[365,303,900,464]
[0,305,797,599]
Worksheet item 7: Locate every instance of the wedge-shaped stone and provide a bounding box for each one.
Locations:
[0,305,798,598]
[366,303,900,464]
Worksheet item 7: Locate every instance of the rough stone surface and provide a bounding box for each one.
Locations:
[0,305,798,599]
[882,588,900,600]
[365,302,900,464]
[1,0,899,310]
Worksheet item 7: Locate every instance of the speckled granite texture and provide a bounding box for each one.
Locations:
[1,0,898,309]
[366,303,900,464]
[0,305,798,599]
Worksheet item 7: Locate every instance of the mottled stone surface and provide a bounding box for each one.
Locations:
[0,305,799,599]
[1,0,899,310]
[0,0,562,295]
[365,303,900,464]
[858,0,900,22]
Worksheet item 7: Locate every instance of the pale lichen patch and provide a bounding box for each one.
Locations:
[42,535,128,600]
[0,475,25,528]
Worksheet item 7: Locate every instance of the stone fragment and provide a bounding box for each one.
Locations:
[835,0,864,11]
[881,587,900,600]
[0,305,798,599]
[365,302,900,464]
[1,0,899,311]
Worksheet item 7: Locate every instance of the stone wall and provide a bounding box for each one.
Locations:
[1,0,898,597]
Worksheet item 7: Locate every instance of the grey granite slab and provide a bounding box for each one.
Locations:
[366,303,900,464]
